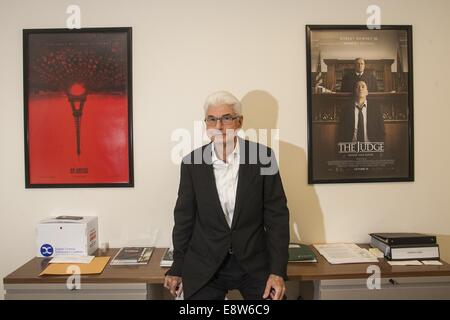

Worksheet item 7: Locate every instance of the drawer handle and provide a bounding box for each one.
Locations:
[389,279,399,285]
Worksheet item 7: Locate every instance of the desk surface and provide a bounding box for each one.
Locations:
[4,248,168,285]
[4,245,450,285]
[288,245,450,281]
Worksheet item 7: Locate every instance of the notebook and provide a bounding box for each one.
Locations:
[288,243,317,263]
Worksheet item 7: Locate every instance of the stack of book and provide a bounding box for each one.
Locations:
[110,247,154,266]
[370,233,440,261]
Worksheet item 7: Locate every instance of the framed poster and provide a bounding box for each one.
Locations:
[23,27,133,188]
[306,25,414,184]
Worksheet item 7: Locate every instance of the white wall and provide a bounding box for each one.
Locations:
[1,0,450,298]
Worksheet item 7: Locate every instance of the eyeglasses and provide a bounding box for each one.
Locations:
[205,114,241,125]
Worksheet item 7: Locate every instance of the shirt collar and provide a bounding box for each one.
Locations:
[211,139,239,164]
[355,100,367,109]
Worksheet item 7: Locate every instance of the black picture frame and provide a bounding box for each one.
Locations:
[23,27,134,188]
[306,25,414,184]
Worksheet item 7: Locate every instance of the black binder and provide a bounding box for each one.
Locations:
[370,233,436,246]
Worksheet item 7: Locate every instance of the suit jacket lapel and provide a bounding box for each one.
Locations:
[231,138,251,230]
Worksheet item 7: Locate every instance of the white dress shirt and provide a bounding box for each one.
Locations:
[211,141,240,227]
[353,101,369,142]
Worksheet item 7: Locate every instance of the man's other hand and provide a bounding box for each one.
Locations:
[164,275,183,298]
[262,274,286,300]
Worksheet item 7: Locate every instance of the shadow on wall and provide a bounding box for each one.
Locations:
[437,235,450,264]
[241,90,326,244]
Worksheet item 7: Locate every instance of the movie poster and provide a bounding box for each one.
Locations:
[306,25,414,183]
[23,28,133,187]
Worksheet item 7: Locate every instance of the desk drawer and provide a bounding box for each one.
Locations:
[4,283,148,300]
[316,277,450,300]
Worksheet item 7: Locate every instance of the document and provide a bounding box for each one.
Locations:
[422,260,443,266]
[313,243,378,264]
[387,260,423,266]
[49,256,95,264]
[40,256,110,276]
[368,248,384,258]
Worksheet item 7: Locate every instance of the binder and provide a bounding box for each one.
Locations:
[370,235,440,261]
[370,233,436,246]
[387,244,440,261]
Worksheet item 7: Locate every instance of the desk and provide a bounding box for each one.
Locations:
[289,245,450,299]
[4,246,450,300]
[3,248,167,300]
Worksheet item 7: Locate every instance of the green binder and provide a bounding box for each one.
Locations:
[288,243,317,262]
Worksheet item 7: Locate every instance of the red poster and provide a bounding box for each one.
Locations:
[24,28,133,187]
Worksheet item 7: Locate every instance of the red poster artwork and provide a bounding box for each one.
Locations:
[24,28,133,187]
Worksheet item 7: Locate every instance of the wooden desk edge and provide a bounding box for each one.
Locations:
[4,245,450,285]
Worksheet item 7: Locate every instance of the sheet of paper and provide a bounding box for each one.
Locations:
[387,260,423,266]
[313,243,378,264]
[368,248,384,258]
[421,260,443,266]
[40,256,110,276]
[49,256,95,264]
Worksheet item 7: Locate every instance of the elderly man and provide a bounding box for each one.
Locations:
[164,91,290,300]
[341,57,379,93]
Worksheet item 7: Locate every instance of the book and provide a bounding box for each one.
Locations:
[370,233,436,246]
[160,248,174,267]
[288,243,317,263]
[110,247,154,265]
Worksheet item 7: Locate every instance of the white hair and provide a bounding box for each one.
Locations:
[203,91,242,115]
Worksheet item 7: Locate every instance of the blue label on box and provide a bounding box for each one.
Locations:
[40,244,54,257]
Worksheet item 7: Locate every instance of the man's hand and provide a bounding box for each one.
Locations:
[164,275,183,298]
[262,274,286,300]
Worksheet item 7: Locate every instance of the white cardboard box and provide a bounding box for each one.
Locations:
[36,216,98,257]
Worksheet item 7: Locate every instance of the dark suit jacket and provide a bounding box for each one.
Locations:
[338,101,385,143]
[341,71,379,93]
[166,138,290,299]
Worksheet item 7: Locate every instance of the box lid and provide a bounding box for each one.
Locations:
[39,216,97,224]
